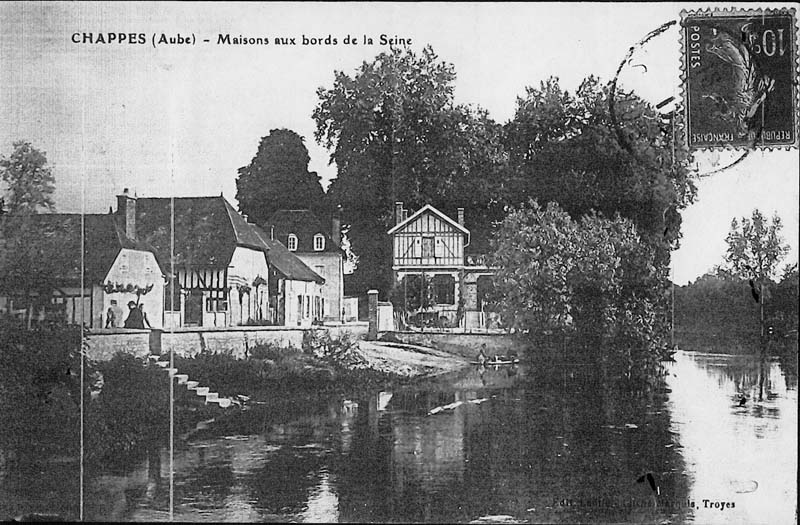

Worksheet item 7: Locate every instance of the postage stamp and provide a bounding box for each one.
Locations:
[681,8,799,149]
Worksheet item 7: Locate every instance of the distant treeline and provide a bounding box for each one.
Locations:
[674,266,798,354]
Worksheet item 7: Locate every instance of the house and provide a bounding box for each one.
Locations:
[251,224,326,327]
[0,211,164,329]
[131,191,326,328]
[387,202,495,328]
[266,209,345,323]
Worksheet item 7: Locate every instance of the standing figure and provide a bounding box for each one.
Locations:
[105,299,122,328]
[139,302,152,328]
[105,305,116,328]
[124,301,144,328]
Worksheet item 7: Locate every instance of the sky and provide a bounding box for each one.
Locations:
[0,1,797,284]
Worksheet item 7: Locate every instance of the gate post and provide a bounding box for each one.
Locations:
[367,290,379,340]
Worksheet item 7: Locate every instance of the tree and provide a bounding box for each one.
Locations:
[503,77,696,260]
[724,209,789,283]
[0,142,59,325]
[489,200,665,378]
[0,140,56,214]
[314,46,508,296]
[236,129,328,227]
[499,77,696,356]
[724,209,790,351]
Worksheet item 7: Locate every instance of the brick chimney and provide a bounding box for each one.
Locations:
[116,188,136,239]
[332,205,342,247]
[457,207,465,226]
[395,201,404,225]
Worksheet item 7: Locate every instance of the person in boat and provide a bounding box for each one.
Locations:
[477,344,488,365]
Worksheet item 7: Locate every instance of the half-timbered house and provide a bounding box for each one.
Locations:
[131,191,326,328]
[388,202,496,328]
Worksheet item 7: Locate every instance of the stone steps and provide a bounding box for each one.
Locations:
[149,355,240,412]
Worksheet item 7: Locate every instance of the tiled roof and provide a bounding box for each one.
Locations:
[251,224,324,284]
[0,213,156,288]
[267,209,343,255]
[136,196,268,270]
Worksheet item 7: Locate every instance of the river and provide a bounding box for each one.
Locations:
[1,351,796,523]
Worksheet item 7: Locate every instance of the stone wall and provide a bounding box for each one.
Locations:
[85,322,369,361]
[380,330,523,359]
[84,330,152,361]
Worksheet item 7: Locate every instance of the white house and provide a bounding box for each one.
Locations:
[387,202,496,328]
[0,211,164,329]
[267,209,345,323]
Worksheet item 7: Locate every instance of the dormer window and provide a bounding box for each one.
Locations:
[287,234,298,251]
[313,233,325,251]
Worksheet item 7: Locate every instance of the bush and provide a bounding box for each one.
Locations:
[302,329,367,368]
[84,353,171,463]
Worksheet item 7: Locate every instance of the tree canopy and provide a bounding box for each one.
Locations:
[503,77,696,261]
[314,49,696,299]
[314,46,507,295]
[724,209,789,282]
[236,129,328,227]
[0,140,56,215]
[489,200,664,377]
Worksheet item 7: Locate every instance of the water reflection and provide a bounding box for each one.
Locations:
[665,351,797,524]
[1,351,796,523]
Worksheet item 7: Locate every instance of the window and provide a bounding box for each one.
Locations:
[433,274,455,305]
[314,265,325,280]
[287,234,298,251]
[422,236,435,258]
[313,234,325,251]
[205,291,228,312]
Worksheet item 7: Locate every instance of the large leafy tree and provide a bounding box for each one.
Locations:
[314,46,508,296]
[490,200,664,377]
[0,140,56,215]
[503,77,696,260]
[724,209,789,283]
[500,77,696,354]
[0,142,61,325]
[236,129,328,226]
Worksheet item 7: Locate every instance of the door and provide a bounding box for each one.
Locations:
[185,290,203,326]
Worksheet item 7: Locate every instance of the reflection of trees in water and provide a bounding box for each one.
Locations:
[244,414,341,516]
[692,354,791,402]
[249,448,328,515]
[333,362,691,523]
[335,395,396,521]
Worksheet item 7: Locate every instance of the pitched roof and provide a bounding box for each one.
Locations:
[251,224,325,284]
[267,209,343,254]
[135,196,269,269]
[387,204,470,235]
[0,213,156,288]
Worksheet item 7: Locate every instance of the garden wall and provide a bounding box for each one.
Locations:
[85,323,369,361]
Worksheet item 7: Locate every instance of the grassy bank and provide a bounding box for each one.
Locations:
[171,331,415,401]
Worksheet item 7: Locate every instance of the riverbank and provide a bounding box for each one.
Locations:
[355,340,470,377]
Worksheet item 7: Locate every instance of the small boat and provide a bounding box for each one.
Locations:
[471,358,520,366]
